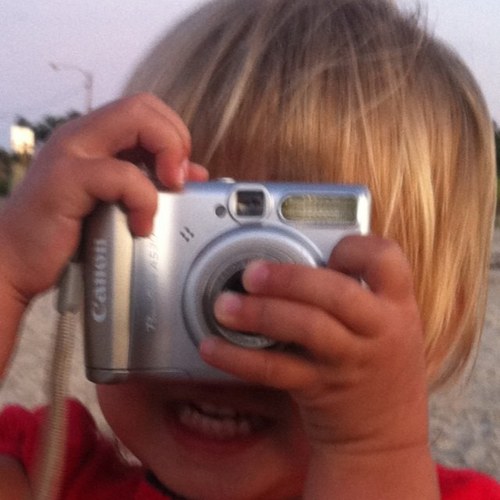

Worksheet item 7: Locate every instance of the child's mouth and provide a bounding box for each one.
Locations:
[175,401,269,441]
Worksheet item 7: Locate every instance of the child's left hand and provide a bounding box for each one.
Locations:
[200,234,436,497]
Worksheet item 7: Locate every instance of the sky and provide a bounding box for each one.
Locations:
[1,0,499,149]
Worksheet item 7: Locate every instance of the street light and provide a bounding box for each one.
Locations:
[49,62,94,113]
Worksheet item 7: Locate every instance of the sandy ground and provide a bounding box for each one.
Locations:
[0,230,499,481]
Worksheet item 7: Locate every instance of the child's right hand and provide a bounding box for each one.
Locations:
[0,93,206,374]
[203,236,439,498]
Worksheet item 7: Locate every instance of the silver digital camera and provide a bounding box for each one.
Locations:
[83,180,370,383]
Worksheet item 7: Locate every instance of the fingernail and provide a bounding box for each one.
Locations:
[214,292,242,320]
[199,337,217,357]
[243,261,269,292]
[142,220,154,236]
[176,159,189,186]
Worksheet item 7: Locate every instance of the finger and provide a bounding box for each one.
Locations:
[56,93,191,189]
[79,159,158,235]
[213,292,355,359]
[329,235,415,301]
[66,93,191,157]
[241,260,382,334]
[199,336,318,390]
[186,162,210,182]
[28,157,158,236]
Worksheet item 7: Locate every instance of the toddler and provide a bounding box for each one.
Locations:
[0,0,499,498]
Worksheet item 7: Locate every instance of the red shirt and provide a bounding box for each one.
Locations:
[0,400,498,499]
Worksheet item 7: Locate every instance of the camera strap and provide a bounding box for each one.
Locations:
[34,261,83,500]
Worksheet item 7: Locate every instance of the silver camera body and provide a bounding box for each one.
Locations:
[83,180,370,383]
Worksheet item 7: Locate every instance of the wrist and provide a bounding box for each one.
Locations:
[0,279,28,378]
[304,443,440,500]
[0,220,32,378]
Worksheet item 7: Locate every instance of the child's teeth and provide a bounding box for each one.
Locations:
[198,402,237,418]
[177,403,259,440]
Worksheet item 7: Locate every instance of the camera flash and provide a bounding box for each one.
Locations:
[280,195,357,224]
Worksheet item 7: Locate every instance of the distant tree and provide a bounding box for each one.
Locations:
[495,125,500,177]
[16,110,81,144]
[0,110,83,196]
[0,148,13,196]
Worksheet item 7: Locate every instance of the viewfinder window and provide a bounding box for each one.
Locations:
[236,190,265,217]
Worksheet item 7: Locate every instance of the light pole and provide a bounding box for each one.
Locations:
[49,62,94,113]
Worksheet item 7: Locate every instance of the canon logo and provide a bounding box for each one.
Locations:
[92,238,108,323]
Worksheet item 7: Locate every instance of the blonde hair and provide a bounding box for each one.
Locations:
[125,0,496,388]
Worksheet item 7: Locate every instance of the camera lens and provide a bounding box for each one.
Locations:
[182,226,320,350]
[202,261,275,349]
[223,269,246,294]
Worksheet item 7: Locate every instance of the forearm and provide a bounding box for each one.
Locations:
[304,445,440,500]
